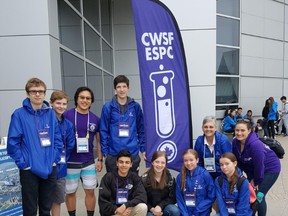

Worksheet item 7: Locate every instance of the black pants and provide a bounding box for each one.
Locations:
[267,120,275,139]
[20,167,56,216]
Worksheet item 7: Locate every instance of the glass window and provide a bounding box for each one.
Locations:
[83,0,100,31]
[101,0,112,43]
[87,63,103,115]
[216,47,239,75]
[216,77,239,104]
[60,49,85,108]
[217,0,240,18]
[84,23,101,66]
[217,16,240,47]
[68,0,81,12]
[102,41,113,72]
[104,73,114,103]
[58,1,83,55]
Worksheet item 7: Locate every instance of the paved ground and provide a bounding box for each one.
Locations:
[61,135,288,216]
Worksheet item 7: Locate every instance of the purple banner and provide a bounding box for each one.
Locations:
[132,0,192,171]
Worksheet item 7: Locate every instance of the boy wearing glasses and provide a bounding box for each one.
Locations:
[100,75,146,174]
[98,150,147,216]
[63,86,102,216]
[7,77,63,215]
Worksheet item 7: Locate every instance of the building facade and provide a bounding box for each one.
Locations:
[0,0,288,141]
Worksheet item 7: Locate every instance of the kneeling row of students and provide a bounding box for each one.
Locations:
[98,149,259,216]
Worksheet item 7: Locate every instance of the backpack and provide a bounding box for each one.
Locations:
[218,175,258,214]
[259,137,285,159]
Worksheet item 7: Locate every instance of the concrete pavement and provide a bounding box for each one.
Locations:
[61,135,288,216]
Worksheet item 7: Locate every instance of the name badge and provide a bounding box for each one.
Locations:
[76,137,89,153]
[116,188,128,204]
[38,129,51,147]
[59,148,66,164]
[225,198,236,215]
[185,192,196,207]
[118,122,130,137]
[204,157,216,172]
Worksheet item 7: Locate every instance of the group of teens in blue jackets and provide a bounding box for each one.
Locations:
[151,115,280,216]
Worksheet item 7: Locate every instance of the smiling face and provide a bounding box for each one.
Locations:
[183,152,199,171]
[51,98,68,119]
[117,156,132,177]
[115,82,129,102]
[220,157,237,177]
[152,155,166,175]
[76,90,92,113]
[235,122,251,143]
[202,121,216,138]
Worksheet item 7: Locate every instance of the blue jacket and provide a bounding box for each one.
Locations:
[56,117,75,179]
[194,131,232,178]
[268,102,278,120]
[232,131,281,185]
[176,166,215,216]
[223,116,236,132]
[215,168,252,216]
[99,96,145,156]
[7,98,63,179]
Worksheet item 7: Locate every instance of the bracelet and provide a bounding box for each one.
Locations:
[97,158,103,162]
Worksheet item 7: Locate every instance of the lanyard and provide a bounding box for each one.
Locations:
[74,108,90,139]
[118,103,130,124]
[116,177,129,189]
[34,111,49,130]
[204,144,214,158]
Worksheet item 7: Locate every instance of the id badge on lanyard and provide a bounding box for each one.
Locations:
[225,198,236,215]
[118,122,130,137]
[38,129,51,147]
[76,137,89,153]
[59,148,66,164]
[204,157,216,172]
[116,188,128,204]
[185,192,196,207]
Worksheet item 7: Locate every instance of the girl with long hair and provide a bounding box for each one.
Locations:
[175,149,215,216]
[215,152,252,216]
[142,151,180,216]
[232,119,280,216]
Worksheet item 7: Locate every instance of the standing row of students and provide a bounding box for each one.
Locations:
[6,76,281,216]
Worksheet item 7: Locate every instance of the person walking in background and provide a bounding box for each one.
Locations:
[215,152,252,216]
[267,97,278,139]
[278,96,288,136]
[7,77,63,215]
[262,99,270,137]
[98,150,147,216]
[50,90,75,216]
[176,149,215,216]
[232,119,281,216]
[142,151,180,216]
[64,87,103,216]
[100,75,145,174]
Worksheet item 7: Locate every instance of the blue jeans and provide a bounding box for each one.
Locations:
[257,172,279,216]
[147,204,180,216]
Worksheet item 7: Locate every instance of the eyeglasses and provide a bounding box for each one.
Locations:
[78,96,92,101]
[28,90,46,95]
[236,118,250,123]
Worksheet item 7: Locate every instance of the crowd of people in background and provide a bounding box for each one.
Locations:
[6,76,285,216]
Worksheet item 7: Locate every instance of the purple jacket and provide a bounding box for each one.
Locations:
[232,131,280,185]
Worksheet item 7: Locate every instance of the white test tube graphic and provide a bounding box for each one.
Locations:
[149,65,175,138]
